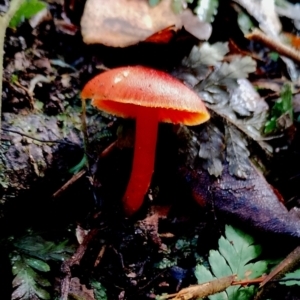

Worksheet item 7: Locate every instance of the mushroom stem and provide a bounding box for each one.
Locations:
[123,109,159,216]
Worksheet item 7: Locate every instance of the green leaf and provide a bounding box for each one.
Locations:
[25,257,50,272]
[9,0,47,28]
[11,234,75,299]
[69,154,88,174]
[209,250,232,278]
[195,264,214,283]
[195,225,268,300]
[237,11,254,35]
[11,254,51,300]
[281,268,300,286]
[90,280,108,300]
[264,83,293,133]
[14,235,74,261]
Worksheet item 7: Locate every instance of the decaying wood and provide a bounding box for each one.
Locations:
[0,112,84,205]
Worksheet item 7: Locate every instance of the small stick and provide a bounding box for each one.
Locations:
[52,169,86,198]
[52,140,117,198]
[232,276,266,286]
[94,244,106,267]
[245,29,300,63]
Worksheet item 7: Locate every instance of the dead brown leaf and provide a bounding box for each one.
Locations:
[69,277,95,300]
[138,205,171,248]
[80,0,182,47]
[178,157,300,241]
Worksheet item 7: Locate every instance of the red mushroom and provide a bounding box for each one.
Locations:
[81,66,210,216]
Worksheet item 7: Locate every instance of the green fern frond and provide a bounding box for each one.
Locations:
[195,225,268,300]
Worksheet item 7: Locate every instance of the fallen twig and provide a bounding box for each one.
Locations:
[246,29,300,63]
[52,140,118,198]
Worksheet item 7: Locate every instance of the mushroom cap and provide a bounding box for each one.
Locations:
[81,66,210,125]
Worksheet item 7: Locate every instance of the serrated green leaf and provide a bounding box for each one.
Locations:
[243,261,268,279]
[10,234,74,300]
[9,0,47,28]
[11,263,50,300]
[14,235,73,261]
[209,250,232,278]
[25,257,50,272]
[281,268,300,286]
[195,225,269,300]
[14,236,46,252]
[195,264,214,283]
[34,285,51,299]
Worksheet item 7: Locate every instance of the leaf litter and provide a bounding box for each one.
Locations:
[2,0,300,299]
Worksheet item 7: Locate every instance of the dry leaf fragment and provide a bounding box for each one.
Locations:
[69,277,95,300]
[183,42,229,67]
[180,9,212,41]
[225,125,251,179]
[138,205,171,248]
[80,0,182,47]
[198,122,225,177]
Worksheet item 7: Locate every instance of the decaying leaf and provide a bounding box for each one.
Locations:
[69,277,95,300]
[80,0,182,47]
[198,122,225,177]
[225,125,251,179]
[229,79,262,117]
[80,0,211,47]
[180,42,270,153]
[178,155,300,241]
[138,205,171,248]
[182,42,229,67]
[180,9,212,41]
[199,55,256,88]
